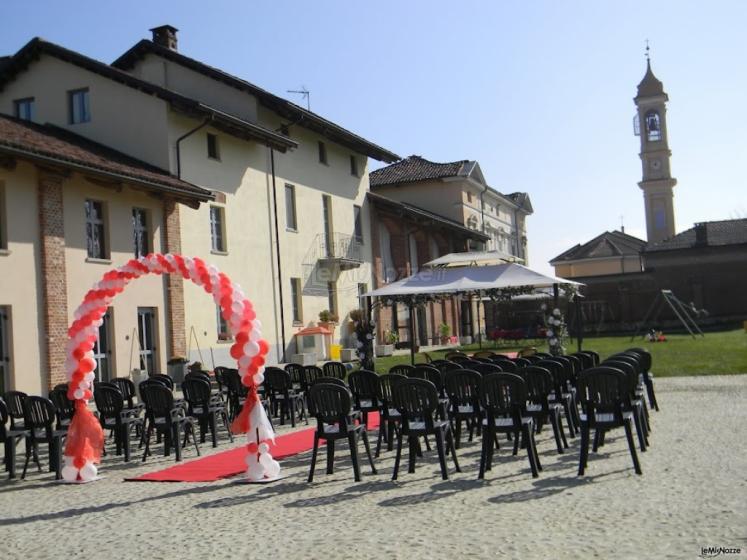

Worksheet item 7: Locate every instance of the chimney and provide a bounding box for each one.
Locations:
[150,25,178,51]
[694,222,708,246]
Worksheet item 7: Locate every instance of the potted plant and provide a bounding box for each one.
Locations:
[318,309,339,328]
[376,329,397,357]
[438,322,451,344]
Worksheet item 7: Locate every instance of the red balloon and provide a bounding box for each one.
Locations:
[229,343,243,360]
[235,331,249,345]
[258,339,269,355]
[73,347,85,360]
[79,357,96,373]
[83,389,92,400]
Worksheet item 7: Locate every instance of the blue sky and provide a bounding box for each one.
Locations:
[2,1,745,273]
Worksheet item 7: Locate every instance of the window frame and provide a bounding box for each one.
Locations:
[285,183,297,231]
[0,183,7,251]
[353,205,363,244]
[350,154,359,177]
[216,304,232,341]
[318,141,328,165]
[290,277,303,324]
[13,97,34,121]
[68,88,91,124]
[207,133,220,160]
[210,205,227,253]
[85,199,108,260]
[132,207,150,258]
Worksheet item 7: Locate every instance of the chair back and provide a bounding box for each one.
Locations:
[471,363,502,376]
[393,378,440,431]
[388,364,414,376]
[308,383,354,427]
[602,359,638,397]
[458,359,484,370]
[181,377,213,411]
[576,367,627,425]
[94,384,127,420]
[185,370,211,384]
[53,383,69,392]
[536,358,572,394]
[49,387,75,428]
[0,397,12,438]
[284,363,304,387]
[311,376,347,388]
[411,365,444,393]
[378,373,406,406]
[445,351,468,361]
[520,366,555,404]
[437,361,462,374]
[322,361,347,380]
[23,396,56,436]
[581,350,600,366]
[443,369,482,410]
[513,357,532,368]
[480,373,527,425]
[213,366,231,392]
[110,377,138,408]
[140,383,176,423]
[301,365,324,392]
[149,374,174,391]
[4,391,27,427]
[523,354,542,364]
[490,358,517,372]
[564,354,582,375]
[570,352,594,370]
[347,370,381,408]
[265,367,293,394]
[221,368,247,396]
[473,351,496,360]
[626,348,652,372]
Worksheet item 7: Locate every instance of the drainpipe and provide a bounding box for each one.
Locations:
[269,148,288,363]
[479,184,489,243]
[175,116,212,178]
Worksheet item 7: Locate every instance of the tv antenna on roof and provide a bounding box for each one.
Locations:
[287,87,310,111]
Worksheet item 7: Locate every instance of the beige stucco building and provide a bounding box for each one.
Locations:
[0,26,398,392]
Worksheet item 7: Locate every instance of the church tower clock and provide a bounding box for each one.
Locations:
[634,55,677,243]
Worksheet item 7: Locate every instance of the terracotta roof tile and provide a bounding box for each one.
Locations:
[644,219,747,252]
[551,230,646,263]
[0,113,212,201]
[370,155,469,187]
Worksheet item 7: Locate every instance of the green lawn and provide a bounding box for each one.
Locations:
[371,328,747,377]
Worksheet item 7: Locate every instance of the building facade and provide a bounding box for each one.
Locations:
[0,26,398,391]
[0,114,212,394]
[369,156,532,263]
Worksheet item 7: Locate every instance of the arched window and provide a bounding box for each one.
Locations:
[645,110,661,142]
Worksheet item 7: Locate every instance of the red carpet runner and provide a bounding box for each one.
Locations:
[127,412,380,482]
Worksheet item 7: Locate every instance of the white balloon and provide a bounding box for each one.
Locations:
[253,319,262,330]
[243,341,260,357]
[258,452,273,468]
[80,462,97,481]
[231,301,243,313]
[238,355,252,369]
[84,372,95,383]
[249,329,262,342]
[265,460,281,478]
[246,462,265,481]
[258,442,269,454]
[73,389,84,400]
[252,373,264,385]
[63,455,74,466]
[61,466,79,482]
[244,453,258,467]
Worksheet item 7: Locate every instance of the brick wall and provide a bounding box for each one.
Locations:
[163,198,186,358]
[38,171,69,390]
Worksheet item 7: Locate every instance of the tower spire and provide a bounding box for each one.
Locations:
[645,39,650,62]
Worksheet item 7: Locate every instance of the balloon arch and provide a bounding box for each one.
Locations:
[62,253,277,482]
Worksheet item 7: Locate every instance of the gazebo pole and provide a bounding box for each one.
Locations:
[409,302,416,365]
[576,294,584,352]
[477,292,483,349]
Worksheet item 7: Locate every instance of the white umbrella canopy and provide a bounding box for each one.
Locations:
[424,250,522,268]
[363,263,582,298]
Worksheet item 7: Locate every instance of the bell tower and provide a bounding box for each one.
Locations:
[634,51,677,243]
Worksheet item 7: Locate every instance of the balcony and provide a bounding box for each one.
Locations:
[315,232,363,270]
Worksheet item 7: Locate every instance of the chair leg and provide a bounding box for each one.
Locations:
[142,425,152,462]
[623,419,643,475]
[447,428,461,472]
[360,429,377,474]
[173,424,182,462]
[123,425,131,462]
[210,414,218,448]
[578,423,590,476]
[558,411,569,449]
[375,419,384,458]
[512,431,520,455]
[326,439,335,475]
[392,431,404,480]
[434,430,449,480]
[348,432,361,482]
[549,412,564,454]
[478,429,490,479]
[633,409,647,452]
[523,424,539,478]
[308,433,320,482]
[407,436,417,473]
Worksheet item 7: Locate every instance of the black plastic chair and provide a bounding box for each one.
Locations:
[347,370,381,427]
[265,367,306,427]
[221,368,248,421]
[21,396,67,479]
[602,358,649,451]
[301,365,324,395]
[182,377,233,448]
[576,367,642,476]
[49,387,75,432]
[443,369,483,449]
[521,366,569,454]
[140,383,199,462]
[376,373,406,456]
[322,361,348,380]
[4,391,27,429]
[479,373,541,479]
[490,358,518,373]
[392,378,460,480]
[445,351,468,361]
[94,384,143,462]
[1,398,26,479]
[285,363,305,393]
[536,358,578,437]
[473,351,496,360]
[471,362,503,376]
[307,383,376,482]
[389,364,415,376]
[626,347,659,411]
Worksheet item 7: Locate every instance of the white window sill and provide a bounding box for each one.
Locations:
[85,257,112,265]
[210,250,228,256]
[286,227,298,233]
[0,249,10,256]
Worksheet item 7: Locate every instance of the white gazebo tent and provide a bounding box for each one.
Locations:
[363,263,582,363]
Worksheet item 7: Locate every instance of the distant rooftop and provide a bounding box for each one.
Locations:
[550,230,646,263]
[645,219,747,252]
